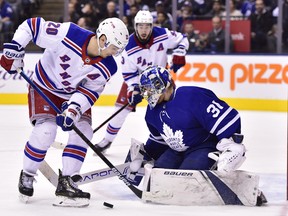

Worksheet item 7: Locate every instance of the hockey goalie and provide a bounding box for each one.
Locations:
[125,66,267,206]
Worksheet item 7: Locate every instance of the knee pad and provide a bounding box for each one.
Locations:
[29,119,57,150]
[67,120,93,148]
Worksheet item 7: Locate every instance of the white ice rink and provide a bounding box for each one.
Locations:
[1,105,287,216]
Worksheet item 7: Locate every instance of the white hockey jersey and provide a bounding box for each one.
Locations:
[121,26,189,89]
[12,17,118,113]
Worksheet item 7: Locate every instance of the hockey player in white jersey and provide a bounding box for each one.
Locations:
[0,17,129,207]
[95,10,189,152]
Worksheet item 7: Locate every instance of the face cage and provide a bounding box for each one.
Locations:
[140,77,166,109]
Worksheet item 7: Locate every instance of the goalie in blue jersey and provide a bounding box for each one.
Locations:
[129,65,246,172]
[128,65,267,206]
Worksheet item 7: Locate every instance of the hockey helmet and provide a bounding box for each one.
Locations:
[139,66,172,109]
[134,10,153,27]
[96,17,129,56]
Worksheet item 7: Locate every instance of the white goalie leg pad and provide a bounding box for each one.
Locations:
[53,196,89,208]
[142,168,260,206]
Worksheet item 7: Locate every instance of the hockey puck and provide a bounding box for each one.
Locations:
[103,202,113,208]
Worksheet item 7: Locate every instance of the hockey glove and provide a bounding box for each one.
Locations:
[127,85,143,106]
[209,134,246,172]
[0,41,25,74]
[170,45,186,73]
[56,102,82,131]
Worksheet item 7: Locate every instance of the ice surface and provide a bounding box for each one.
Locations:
[1,105,287,216]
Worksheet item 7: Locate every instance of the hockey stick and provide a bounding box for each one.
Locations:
[51,102,129,149]
[18,69,143,198]
[39,160,132,187]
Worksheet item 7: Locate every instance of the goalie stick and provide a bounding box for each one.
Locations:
[51,103,129,149]
[39,160,132,187]
[18,69,143,199]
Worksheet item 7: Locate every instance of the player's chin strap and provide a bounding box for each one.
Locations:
[17,68,142,199]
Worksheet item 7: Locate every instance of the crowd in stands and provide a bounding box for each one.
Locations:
[1,0,288,53]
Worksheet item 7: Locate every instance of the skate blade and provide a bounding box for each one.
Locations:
[53,196,89,207]
[19,193,30,204]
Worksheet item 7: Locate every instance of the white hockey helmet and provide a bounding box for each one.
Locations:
[96,17,129,56]
[134,10,153,27]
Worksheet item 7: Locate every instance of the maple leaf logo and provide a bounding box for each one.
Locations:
[160,123,188,152]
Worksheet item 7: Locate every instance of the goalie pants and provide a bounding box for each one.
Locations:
[153,144,217,170]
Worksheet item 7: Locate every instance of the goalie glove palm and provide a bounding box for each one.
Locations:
[56,102,82,131]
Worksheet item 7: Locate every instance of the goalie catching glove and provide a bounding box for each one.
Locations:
[56,102,82,131]
[0,41,25,74]
[208,134,246,172]
[170,45,186,73]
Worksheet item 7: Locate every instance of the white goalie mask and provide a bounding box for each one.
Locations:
[139,66,172,109]
[96,17,129,56]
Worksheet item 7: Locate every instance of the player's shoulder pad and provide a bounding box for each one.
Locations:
[152,26,167,37]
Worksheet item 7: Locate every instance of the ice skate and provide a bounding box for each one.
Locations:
[93,138,112,155]
[53,170,90,207]
[18,170,35,203]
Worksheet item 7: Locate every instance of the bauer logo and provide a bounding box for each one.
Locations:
[163,171,193,177]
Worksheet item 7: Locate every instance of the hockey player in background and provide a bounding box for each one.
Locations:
[94,10,189,152]
[128,65,267,206]
[0,17,129,207]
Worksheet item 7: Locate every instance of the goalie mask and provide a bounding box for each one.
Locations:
[96,18,129,56]
[139,66,172,109]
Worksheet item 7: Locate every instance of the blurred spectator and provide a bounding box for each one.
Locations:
[59,2,81,23]
[221,0,243,20]
[249,0,273,53]
[151,1,172,24]
[80,1,98,31]
[182,21,201,53]
[241,0,256,17]
[126,4,139,28]
[154,12,171,29]
[207,15,233,53]
[204,0,224,18]
[77,16,94,31]
[177,1,196,31]
[104,1,118,19]
[190,0,213,16]
[122,15,134,34]
[195,32,210,52]
[92,0,107,22]
[266,24,277,53]
[0,0,15,44]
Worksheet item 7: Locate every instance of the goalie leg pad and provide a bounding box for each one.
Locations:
[142,168,260,206]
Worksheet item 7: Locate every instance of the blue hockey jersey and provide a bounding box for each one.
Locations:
[145,86,241,153]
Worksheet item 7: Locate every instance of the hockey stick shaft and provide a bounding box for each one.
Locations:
[93,103,129,133]
[51,103,129,149]
[39,160,131,187]
[18,69,142,198]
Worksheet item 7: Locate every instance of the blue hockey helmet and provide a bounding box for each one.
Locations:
[139,66,172,109]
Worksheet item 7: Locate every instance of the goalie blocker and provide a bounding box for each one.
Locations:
[141,165,267,206]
